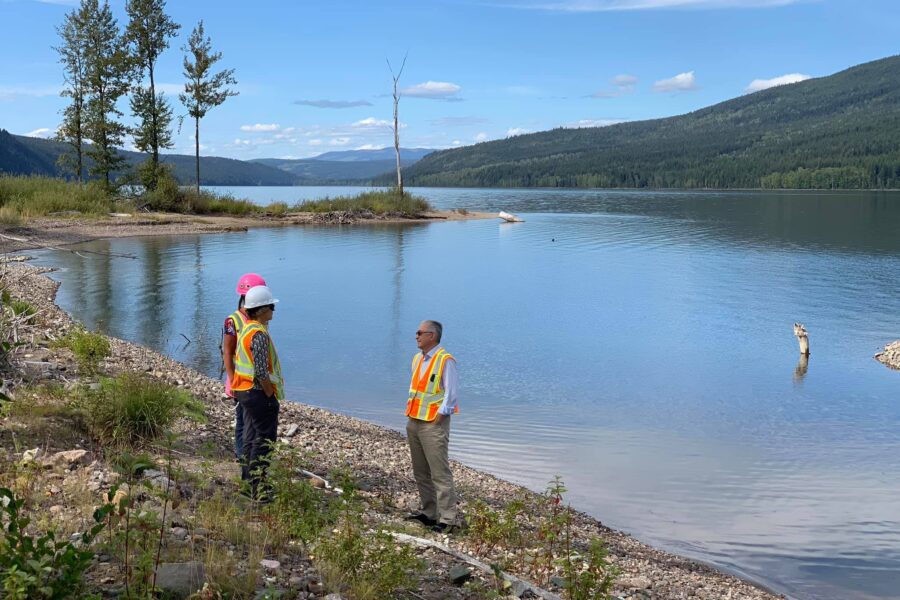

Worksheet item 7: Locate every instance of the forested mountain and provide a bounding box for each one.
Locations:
[399,55,900,189]
[0,130,296,186]
[252,148,430,183]
[305,148,432,162]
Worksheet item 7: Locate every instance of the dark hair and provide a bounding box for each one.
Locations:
[424,320,443,342]
[246,304,270,319]
[238,295,245,309]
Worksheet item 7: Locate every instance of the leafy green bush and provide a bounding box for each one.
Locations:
[0,487,110,600]
[295,189,432,216]
[55,326,110,373]
[81,372,204,446]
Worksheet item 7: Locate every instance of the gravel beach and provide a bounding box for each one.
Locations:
[0,253,785,600]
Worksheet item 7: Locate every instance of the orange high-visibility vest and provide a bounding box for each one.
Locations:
[405,347,458,421]
[231,321,284,400]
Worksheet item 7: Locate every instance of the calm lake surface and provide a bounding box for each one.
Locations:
[32,187,900,600]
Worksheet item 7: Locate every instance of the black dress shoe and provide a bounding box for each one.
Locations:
[405,512,437,527]
[431,522,453,534]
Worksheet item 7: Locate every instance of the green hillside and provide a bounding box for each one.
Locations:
[400,55,900,189]
[0,130,296,186]
[253,157,420,183]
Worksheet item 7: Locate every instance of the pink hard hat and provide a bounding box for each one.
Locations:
[236,273,267,295]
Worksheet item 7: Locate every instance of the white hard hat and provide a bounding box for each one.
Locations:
[244,285,279,309]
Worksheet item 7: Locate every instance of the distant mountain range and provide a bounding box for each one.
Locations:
[0,130,296,186]
[0,133,430,185]
[398,55,900,189]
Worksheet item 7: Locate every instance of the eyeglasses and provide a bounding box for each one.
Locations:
[415,330,433,337]
[266,304,275,312]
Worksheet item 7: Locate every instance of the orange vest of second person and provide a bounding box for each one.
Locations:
[231,322,284,400]
[405,347,458,421]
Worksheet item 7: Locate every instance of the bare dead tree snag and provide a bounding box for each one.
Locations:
[793,322,810,356]
[387,53,408,196]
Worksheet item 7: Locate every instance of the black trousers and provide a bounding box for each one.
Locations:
[236,388,279,494]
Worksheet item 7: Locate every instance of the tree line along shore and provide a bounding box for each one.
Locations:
[0,258,786,599]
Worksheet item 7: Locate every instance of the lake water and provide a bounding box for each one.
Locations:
[31,187,900,600]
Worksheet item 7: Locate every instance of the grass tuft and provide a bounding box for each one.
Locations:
[79,372,203,447]
[295,189,432,216]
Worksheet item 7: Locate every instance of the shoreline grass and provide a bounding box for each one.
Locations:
[294,189,432,215]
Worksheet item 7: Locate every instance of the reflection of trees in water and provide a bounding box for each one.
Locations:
[187,237,217,375]
[138,239,166,350]
[600,192,900,254]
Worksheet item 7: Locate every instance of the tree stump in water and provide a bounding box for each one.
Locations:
[793,323,810,356]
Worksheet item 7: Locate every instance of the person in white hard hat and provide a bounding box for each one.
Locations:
[230,285,283,501]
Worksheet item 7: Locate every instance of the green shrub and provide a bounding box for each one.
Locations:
[0,487,110,600]
[81,372,204,446]
[263,445,341,547]
[55,326,110,373]
[295,189,432,215]
[0,290,36,317]
[315,500,422,599]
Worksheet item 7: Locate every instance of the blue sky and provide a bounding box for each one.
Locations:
[1,0,899,160]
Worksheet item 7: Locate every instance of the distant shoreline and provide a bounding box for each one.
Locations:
[213,183,900,193]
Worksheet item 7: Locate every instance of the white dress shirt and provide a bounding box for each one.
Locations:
[417,346,458,416]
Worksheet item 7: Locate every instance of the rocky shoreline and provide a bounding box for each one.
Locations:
[0,258,784,600]
[875,341,900,370]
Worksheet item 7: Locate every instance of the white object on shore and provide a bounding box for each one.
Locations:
[108,213,132,218]
[498,211,524,223]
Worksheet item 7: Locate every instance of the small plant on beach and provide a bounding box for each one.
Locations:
[0,487,112,600]
[80,372,204,447]
[315,496,422,600]
[262,444,341,548]
[55,326,110,374]
[558,537,618,600]
[467,497,526,557]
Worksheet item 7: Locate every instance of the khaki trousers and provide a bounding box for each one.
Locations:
[406,416,457,525]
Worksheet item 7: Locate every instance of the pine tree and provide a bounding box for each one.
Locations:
[179,20,238,194]
[125,0,179,190]
[82,0,134,190]
[55,1,91,182]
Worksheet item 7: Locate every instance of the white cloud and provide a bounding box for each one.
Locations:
[610,74,638,86]
[652,71,698,93]
[155,82,184,96]
[23,127,56,138]
[506,128,531,137]
[566,119,626,128]
[744,72,811,93]
[308,139,323,146]
[352,117,394,128]
[0,85,59,100]
[474,132,489,142]
[451,140,462,146]
[402,81,462,100]
[593,73,638,98]
[355,144,385,150]
[504,0,804,11]
[240,123,280,132]
[329,137,351,146]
